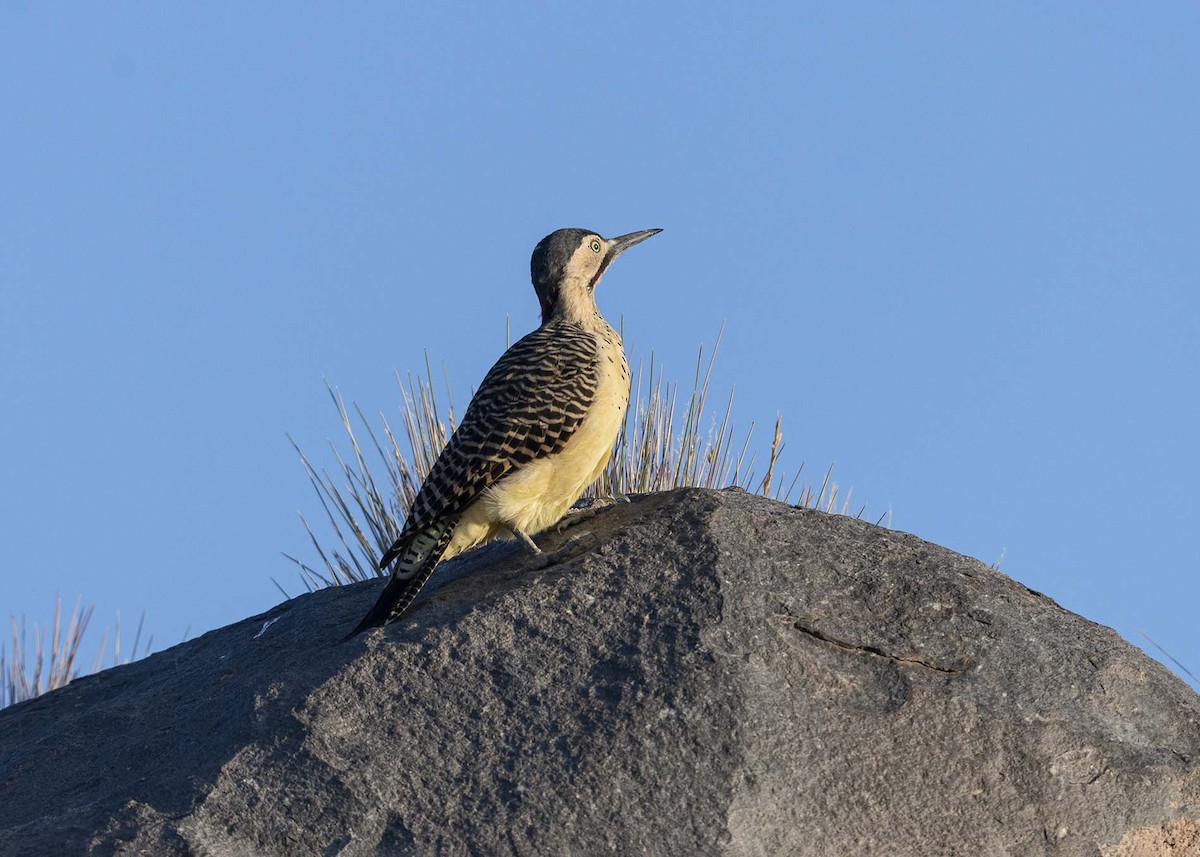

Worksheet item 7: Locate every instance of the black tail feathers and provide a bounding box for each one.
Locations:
[339,567,432,642]
[340,520,456,642]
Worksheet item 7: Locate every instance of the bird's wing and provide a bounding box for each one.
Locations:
[384,320,600,560]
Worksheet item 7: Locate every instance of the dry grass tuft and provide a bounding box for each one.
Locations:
[3,597,151,710]
[284,331,878,592]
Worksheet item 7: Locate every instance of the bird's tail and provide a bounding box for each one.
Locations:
[341,518,457,642]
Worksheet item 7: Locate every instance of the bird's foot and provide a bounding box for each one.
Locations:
[530,531,601,568]
[556,495,629,533]
[507,524,596,566]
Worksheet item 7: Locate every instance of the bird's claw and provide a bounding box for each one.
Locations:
[556,495,627,533]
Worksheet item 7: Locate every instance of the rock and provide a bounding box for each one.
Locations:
[1,488,1196,855]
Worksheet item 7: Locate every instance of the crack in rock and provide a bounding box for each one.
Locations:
[781,617,968,674]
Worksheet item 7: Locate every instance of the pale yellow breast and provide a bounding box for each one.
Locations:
[468,324,629,541]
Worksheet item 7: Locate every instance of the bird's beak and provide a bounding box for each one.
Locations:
[591,228,662,290]
[606,228,663,261]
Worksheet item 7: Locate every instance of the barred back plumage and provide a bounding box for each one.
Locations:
[394,319,601,547]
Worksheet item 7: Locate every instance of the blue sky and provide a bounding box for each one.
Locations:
[2,4,1197,689]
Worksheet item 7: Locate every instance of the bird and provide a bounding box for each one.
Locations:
[343,227,662,640]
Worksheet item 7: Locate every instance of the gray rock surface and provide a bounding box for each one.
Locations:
[1,488,1197,856]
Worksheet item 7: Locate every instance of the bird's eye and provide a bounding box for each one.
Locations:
[590,239,602,253]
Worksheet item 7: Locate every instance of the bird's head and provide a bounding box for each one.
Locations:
[530,227,661,324]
